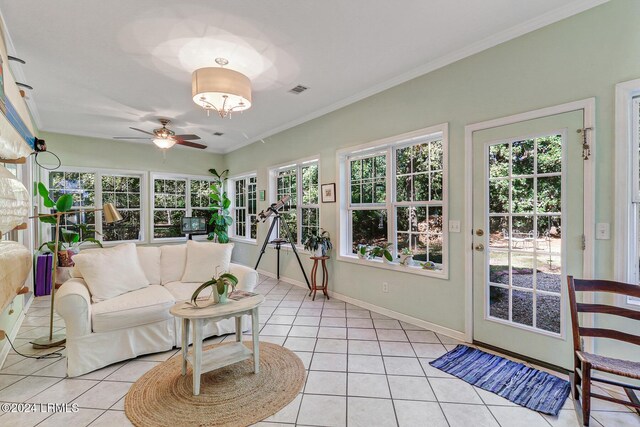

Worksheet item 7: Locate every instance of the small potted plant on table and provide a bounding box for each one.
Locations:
[190,268,239,306]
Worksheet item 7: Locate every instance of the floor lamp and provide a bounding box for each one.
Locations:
[30,202,122,348]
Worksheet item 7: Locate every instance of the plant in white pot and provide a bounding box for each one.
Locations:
[370,242,393,263]
[303,229,333,257]
[399,247,413,266]
[190,268,239,306]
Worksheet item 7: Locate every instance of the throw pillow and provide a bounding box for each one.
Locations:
[73,243,149,302]
[181,240,233,283]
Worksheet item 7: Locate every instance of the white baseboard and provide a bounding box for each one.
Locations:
[0,295,30,369]
[256,268,468,343]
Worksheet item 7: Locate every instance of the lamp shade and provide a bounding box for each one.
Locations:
[153,138,177,149]
[0,165,29,234]
[192,67,252,117]
[102,203,123,224]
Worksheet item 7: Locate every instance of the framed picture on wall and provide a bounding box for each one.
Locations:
[321,183,336,203]
[259,190,266,201]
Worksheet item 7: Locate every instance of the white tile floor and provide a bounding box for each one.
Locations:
[0,275,638,427]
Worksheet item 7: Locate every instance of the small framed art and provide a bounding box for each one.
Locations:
[321,183,336,203]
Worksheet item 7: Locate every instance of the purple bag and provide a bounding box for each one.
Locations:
[35,253,53,297]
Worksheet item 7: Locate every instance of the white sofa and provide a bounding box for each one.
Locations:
[55,243,258,377]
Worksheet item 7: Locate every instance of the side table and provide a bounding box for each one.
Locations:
[170,293,265,395]
[309,256,330,301]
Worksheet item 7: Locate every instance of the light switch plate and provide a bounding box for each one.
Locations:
[449,220,461,233]
[595,223,610,240]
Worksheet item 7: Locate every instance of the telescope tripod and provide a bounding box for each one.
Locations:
[254,211,311,290]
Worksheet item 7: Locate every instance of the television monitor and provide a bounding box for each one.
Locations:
[181,217,208,235]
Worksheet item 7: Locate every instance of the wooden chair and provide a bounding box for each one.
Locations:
[567,276,640,426]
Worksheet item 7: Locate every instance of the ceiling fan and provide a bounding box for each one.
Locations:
[113,119,207,150]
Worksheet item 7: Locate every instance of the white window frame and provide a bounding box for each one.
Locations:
[228,171,258,243]
[268,156,321,248]
[337,123,449,279]
[42,166,147,245]
[150,172,216,243]
[614,78,640,307]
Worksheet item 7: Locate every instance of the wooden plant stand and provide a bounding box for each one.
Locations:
[309,256,330,301]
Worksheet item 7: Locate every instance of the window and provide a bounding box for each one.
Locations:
[47,169,145,243]
[269,160,320,246]
[190,179,214,233]
[339,125,448,276]
[152,177,187,239]
[101,175,142,241]
[632,97,640,305]
[229,174,257,241]
[615,79,640,307]
[151,174,216,241]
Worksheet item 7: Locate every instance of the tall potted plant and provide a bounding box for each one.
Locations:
[207,168,233,243]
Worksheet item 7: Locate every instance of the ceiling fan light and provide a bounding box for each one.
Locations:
[192,67,252,118]
[153,138,177,149]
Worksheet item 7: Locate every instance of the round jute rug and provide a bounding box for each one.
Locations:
[125,342,305,427]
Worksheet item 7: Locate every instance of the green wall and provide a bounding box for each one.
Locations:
[224,0,640,345]
[40,131,225,175]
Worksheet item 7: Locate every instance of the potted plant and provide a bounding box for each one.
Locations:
[399,247,413,266]
[421,261,437,271]
[303,228,333,257]
[207,168,233,243]
[190,268,239,306]
[370,242,393,263]
[356,244,369,259]
[37,183,102,267]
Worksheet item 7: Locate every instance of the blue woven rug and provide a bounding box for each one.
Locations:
[429,345,570,415]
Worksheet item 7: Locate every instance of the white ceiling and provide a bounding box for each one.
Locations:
[0,0,606,154]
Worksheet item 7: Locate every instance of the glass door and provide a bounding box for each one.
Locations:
[472,111,584,369]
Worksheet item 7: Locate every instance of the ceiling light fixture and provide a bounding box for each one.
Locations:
[192,58,252,119]
[153,138,177,149]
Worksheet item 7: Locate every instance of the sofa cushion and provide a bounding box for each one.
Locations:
[72,246,161,286]
[91,285,175,333]
[136,246,161,286]
[164,281,206,303]
[181,240,233,283]
[73,243,149,303]
[160,244,187,285]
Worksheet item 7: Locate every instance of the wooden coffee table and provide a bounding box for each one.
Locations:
[170,293,265,395]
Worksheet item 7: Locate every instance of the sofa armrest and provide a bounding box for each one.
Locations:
[54,278,92,337]
[229,263,259,292]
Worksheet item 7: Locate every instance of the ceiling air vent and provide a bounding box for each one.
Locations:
[213,132,224,136]
[288,85,309,94]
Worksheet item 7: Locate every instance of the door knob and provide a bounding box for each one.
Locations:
[476,229,484,236]
[475,244,484,252]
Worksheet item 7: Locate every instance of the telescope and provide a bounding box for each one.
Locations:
[253,194,310,289]
[255,195,290,223]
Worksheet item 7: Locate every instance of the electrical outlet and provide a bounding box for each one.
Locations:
[595,223,610,240]
[382,282,389,293]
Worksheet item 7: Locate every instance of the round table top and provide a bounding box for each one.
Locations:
[310,256,330,260]
[170,293,265,319]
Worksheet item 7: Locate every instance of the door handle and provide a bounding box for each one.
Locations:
[474,244,484,252]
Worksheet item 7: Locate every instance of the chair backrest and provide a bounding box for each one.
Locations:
[567,276,640,353]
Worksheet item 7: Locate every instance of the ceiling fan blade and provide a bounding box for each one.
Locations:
[129,127,155,136]
[173,134,201,140]
[176,140,207,149]
[113,136,150,140]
